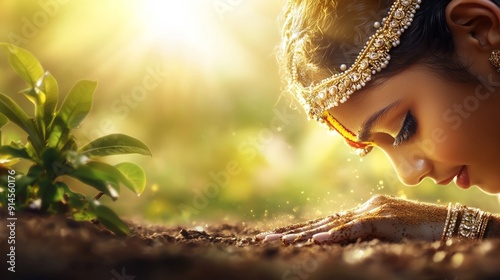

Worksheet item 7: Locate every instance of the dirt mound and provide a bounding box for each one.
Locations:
[1,213,500,280]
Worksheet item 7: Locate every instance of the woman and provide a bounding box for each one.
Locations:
[257,0,500,244]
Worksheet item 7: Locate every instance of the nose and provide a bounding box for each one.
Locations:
[380,145,432,186]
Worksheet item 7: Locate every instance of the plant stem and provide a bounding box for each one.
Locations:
[93,192,104,200]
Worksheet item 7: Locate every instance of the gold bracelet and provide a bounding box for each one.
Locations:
[441,203,491,242]
[458,206,481,240]
[442,203,461,242]
[440,202,453,242]
[478,212,491,241]
[473,211,486,239]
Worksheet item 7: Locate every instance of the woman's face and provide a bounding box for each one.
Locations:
[328,65,500,194]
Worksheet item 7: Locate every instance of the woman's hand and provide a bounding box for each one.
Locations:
[256,195,448,244]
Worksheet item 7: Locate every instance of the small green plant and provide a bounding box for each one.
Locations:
[0,43,151,235]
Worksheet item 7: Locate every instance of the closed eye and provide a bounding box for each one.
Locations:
[393,111,417,147]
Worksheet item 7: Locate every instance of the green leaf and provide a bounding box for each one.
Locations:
[62,136,78,152]
[0,145,32,160]
[85,161,143,195]
[0,92,37,134]
[17,72,59,141]
[69,164,119,200]
[20,87,40,106]
[19,87,46,138]
[27,164,44,178]
[58,80,96,129]
[0,43,44,87]
[0,113,7,146]
[79,133,152,158]
[115,162,146,195]
[89,200,130,235]
[0,113,8,129]
[67,191,88,212]
[46,117,69,149]
[73,209,96,221]
[39,72,59,126]
[23,141,40,163]
[0,93,43,151]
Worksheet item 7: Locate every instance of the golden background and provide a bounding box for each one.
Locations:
[0,0,497,226]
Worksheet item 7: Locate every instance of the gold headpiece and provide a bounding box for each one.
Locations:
[290,0,422,155]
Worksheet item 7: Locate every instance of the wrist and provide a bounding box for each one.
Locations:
[483,213,500,239]
[441,203,493,242]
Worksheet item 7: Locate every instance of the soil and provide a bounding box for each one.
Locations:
[1,213,500,280]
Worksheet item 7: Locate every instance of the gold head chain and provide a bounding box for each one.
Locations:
[290,0,422,155]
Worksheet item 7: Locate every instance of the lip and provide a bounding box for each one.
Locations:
[437,166,470,188]
[437,170,461,185]
[437,176,455,185]
[454,166,471,189]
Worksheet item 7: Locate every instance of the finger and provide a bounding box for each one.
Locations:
[281,233,300,243]
[281,212,358,244]
[262,233,283,243]
[313,219,373,244]
[282,220,338,244]
[256,215,339,241]
[280,214,339,236]
[311,232,331,243]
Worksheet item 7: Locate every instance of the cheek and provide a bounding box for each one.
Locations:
[417,127,463,162]
[425,113,493,165]
[413,94,478,163]
[416,105,483,164]
[430,132,465,162]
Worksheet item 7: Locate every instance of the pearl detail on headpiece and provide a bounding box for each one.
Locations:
[288,0,422,155]
[290,0,422,122]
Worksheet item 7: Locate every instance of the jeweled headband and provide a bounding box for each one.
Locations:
[290,0,422,155]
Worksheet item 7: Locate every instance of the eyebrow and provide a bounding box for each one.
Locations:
[357,100,403,143]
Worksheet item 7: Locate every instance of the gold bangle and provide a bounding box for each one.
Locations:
[458,206,481,240]
[441,203,491,242]
[442,203,461,242]
[472,211,485,239]
[441,202,453,242]
[478,212,491,241]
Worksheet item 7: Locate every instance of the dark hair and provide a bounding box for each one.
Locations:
[278,0,479,94]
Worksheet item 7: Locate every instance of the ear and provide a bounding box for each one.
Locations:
[446,0,500,74]
[446,0,500,49]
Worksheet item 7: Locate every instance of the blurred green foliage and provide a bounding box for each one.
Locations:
[0,43,151,235]
[0,0,498,226]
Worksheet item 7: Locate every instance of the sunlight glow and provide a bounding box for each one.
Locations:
[133,0,211,51]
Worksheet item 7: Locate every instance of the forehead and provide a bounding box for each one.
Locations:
[327,78,404,134]
[325,65,442,134]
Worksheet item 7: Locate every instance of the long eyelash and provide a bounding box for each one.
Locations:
[393,111,417,147]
